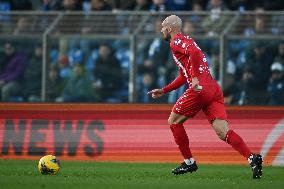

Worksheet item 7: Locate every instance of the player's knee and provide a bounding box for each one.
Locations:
[212,119,229,141]
[215,130,226,140]
[168,112,188,125]
[168,117,175,125]
[168,117,185,125]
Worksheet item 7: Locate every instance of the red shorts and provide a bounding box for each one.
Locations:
[172,81,227,123]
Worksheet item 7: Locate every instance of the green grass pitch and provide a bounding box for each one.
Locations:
[0,159,283,189]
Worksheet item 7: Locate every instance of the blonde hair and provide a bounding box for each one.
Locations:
[162,15,182,30]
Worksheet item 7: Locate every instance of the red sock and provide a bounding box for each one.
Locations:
[170,123,192,159]
[225,130,251,158]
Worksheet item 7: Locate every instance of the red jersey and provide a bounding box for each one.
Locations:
[163,33,213,93]
[162,33,227,122]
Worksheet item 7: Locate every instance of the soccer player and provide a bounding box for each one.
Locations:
[147,15,263,179]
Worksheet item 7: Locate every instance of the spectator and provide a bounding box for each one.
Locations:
[253,13,266,34]
[13,17,31,35]
[8,0,32,10]
[267,62,284,105]
[133,0,151,10]
[46,65,64,102]
[223,85,238,105]
[182,20,196,36]
[22,45,43,102]
[28,0,43,10]
[138,59,157,78]
[138,73,156,103]
[271,13,284,35]
[41,0,82,11]
[209,50,220,80]
[235,66,260,105]
[274,42,284,65]
[138,58,165,93]
[78,1,113,35]
[227,0,255,11]
[91,0,112,11]
[165,0,191,11]
[208,48,237,89]
[222,47,238,98]
[93,44,123,101]
[104,0,133,10]
[0,45,9,73]
[222,59,238,104]
[189,1,204,29]
[57,63,94,102]
[202,0,229,36]
[62,0,82,10]
[144,18,170,87]
[225,59,237,89]
[259,0,284,10]
[192,1,203,11]
[147,18,170,66]
[150,0,170,12]
[245,42,272,90]
[42,0,63,11]
[0,1,11,12]
[206,0,228,10]
[243,8,271,36]
[0,42,27,101]
[57,54,72,79]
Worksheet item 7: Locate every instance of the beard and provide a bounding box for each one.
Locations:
[163,33,171,41]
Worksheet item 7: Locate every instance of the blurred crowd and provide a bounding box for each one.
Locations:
[0,41,128,103]
[0,0,284,11]
[0,0,283,104]
[136,37,284,105]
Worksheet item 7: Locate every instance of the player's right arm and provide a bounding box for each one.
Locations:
[148,72,186,99]
[162,73,186,93]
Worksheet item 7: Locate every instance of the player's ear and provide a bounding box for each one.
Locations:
[167,27,172,33]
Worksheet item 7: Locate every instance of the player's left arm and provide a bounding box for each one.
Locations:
[162,72,186,94]
[189,50,204,91]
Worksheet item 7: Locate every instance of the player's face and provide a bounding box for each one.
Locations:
[161,23,171,41]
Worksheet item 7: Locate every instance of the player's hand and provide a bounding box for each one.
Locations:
[147,89,164,99]
[192,77,202,92]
